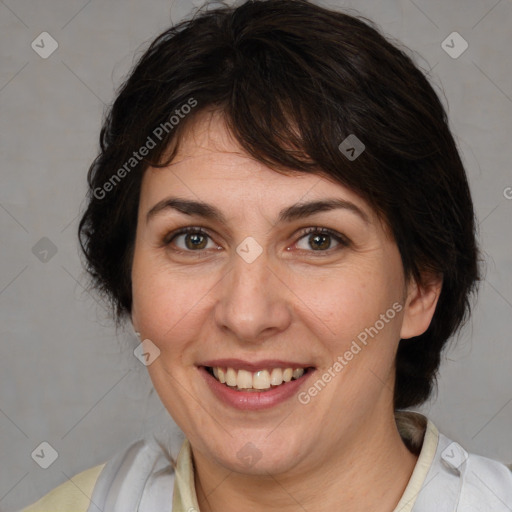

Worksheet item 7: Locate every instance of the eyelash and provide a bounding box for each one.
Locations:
[162,226,349,256]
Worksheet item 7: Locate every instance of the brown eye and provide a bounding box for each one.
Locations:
[295,227,348,252]
[183,232,208,250]
[166,227,218,252]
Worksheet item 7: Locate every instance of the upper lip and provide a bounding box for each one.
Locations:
[200,359,314,372]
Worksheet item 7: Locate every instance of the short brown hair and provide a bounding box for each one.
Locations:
[78,0,480,409]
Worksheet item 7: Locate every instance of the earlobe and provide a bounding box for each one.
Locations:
[400,273,443,339]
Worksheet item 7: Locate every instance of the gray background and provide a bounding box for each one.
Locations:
[1,0,511,510]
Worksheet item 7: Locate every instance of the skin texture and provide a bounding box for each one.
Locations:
[131,111,442,512]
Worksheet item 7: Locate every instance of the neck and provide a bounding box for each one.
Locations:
[192,410,419,512]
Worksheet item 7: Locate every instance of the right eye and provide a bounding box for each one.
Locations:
[164,227,222,253]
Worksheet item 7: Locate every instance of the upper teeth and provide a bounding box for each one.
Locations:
[211,367,305,390]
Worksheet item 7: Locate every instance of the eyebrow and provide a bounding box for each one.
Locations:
[146,197,370,225]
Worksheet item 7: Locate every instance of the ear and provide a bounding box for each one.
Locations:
[400,272,443,339]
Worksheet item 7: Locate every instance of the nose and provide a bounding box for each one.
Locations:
[214,247,292,344]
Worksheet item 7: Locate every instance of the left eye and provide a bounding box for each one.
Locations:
[294,228,347,252]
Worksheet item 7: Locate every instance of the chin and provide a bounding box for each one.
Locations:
[205,431,309,476]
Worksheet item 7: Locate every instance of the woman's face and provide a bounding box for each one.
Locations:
[131,112,435,476]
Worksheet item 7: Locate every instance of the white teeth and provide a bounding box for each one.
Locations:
[270,368,283,386]
[292,368,304,380]
[225,367,237,387]
[210,366,307,391]
[283,368,293,382]
[253,370,270,390]
[237,369,253,389]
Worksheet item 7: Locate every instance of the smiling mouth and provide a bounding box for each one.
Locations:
[205,366,313,392]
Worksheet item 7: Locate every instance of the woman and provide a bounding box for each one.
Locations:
[19,0,512,511]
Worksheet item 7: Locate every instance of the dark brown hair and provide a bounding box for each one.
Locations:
[78,0,480,409]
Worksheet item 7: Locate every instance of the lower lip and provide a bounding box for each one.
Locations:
[199,366,314,411]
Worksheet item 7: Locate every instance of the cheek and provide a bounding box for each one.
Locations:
[310,276,403,410]
[295,260,404,390]
[131,254,217,350]
[293,264,396,339]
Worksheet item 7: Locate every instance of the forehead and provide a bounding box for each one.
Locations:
[139,110,377,224]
